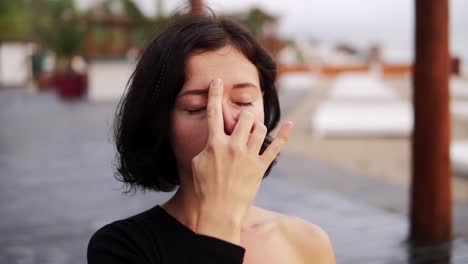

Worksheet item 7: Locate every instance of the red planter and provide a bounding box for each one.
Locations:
[54,73,87,99]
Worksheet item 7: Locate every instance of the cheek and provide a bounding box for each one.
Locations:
[171,113,208,170]
[254,99,265,124]
[170,99,265,170]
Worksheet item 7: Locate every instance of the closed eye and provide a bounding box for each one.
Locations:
[187,107,206,114]
[236,102,254,107]
[186,102,253,115]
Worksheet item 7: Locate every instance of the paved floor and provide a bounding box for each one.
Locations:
[1,88,467,263]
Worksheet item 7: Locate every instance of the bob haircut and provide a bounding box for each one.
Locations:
[114,13,281,192]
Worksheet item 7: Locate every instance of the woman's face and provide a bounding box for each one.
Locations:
[170,45,265,177]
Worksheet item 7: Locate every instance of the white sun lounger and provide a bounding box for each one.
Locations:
[452,101,468,120]
[451,78,468,99]
[452,141,468,176]
[311,101,413,137]
[277,72,317,91]
[330,73,397,100]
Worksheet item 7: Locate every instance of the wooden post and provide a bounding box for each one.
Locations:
[410,0,452,243]
[190,0,203,16]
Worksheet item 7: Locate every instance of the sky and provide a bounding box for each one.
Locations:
[75,0,468,63]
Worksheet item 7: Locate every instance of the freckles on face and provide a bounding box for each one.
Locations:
[170,45,265,173]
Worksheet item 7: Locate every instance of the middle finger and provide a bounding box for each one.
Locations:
[230,110,255,145]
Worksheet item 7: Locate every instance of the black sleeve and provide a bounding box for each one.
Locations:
[87,221,246,264]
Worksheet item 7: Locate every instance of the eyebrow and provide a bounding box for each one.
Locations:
[178,82,258,98]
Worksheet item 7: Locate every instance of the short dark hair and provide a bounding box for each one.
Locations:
[114,14,281,192]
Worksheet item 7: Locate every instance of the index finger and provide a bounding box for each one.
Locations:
[207,78,224,138]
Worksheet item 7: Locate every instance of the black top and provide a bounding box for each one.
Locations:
[87,205,246,264]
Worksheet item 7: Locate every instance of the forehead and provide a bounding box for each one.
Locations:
[184,45,259,85]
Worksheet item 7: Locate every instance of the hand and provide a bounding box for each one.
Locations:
[192,78,294,244]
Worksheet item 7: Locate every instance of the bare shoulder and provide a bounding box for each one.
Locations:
[280,216,335,263]
[254,207,336,264]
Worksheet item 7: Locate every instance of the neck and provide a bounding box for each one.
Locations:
[161,172,257,232]
[161,175,200,232]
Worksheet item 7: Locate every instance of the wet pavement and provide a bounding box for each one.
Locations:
[1,88,467,263]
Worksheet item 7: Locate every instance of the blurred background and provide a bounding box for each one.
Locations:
[1,0,467,263]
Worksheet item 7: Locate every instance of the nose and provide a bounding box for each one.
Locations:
[222,102,240,135]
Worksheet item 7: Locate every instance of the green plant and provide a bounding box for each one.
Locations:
[50,1,84,57]
[0,0,31,42]
[33,0,84,71]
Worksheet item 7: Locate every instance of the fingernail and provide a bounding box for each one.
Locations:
[212,78,222,88]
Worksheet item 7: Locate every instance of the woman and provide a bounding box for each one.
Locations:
[87,13,335,264]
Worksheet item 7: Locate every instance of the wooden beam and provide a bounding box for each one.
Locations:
[410,0,452,243]
[190,0,203,16]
